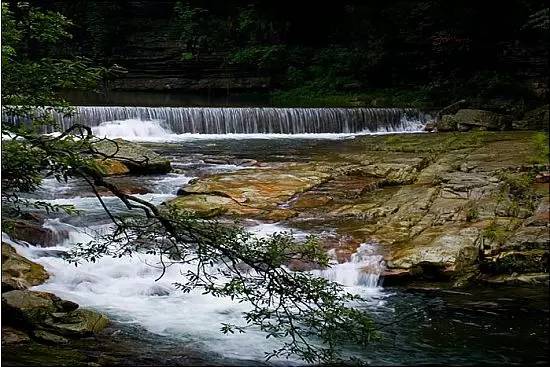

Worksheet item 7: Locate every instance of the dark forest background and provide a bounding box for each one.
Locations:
[17,1,550,109]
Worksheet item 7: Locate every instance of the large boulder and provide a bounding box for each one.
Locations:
[92,138,171,174]
[1,326,30,345]
[168,163,332,219]
[7,216,68,247]
[386,226,481,272]
[2,290,67,325]
[2,290,109,342]
[439,109,512,131]
[2,243,49,291]
[93,158,130,176]
[513,104,549,131]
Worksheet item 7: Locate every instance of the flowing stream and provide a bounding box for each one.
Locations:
[4,113,548,365]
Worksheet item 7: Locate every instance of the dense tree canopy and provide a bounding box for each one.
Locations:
[25,0,548,109]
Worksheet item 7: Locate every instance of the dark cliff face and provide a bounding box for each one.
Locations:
[46,0,270,92]
[39,1,549,99]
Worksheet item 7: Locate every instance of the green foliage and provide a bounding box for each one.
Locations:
[495,170,540,215]
[464,201,480,222]
[481,221,510,245]
[1,2,102,214]
[229,45,288,71]
[530,132,549,164]
[1,3,101,112]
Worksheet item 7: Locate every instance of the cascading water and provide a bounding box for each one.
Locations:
[5,163,386,362]
[312,243,385,288]
[6,106,426,135]
[91,119,172,140]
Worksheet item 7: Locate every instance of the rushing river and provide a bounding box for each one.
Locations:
[4,116,549,366]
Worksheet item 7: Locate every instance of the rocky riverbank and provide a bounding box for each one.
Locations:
[165,131,549,288]
[1,140,173,361]
[2,131,548,365]
[2,242,110,345]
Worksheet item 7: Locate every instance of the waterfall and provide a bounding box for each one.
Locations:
[312,243,385,288]
[6,106,426,134]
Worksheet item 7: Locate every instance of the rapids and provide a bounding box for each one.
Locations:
[4,118,548,365]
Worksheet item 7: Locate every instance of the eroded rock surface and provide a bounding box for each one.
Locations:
[164,132,549,287]
[1,243,110,346]
[92,138,171,174]
[2,243,49,291]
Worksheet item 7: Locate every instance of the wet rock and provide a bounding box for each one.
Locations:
[386,226,480,275]
[34,330,69,344]
[93,158,130,176]
[437,115,458,132]
[502,226,549,252]
[423,120,436,132]
[167,132,547,288]
[322,235,363,263]
[168,164,333,219]
[167,194,239,218]
[290,195,333,209]
[362,160,426,184]
[439,172,498,200]
[286,259,322,272]
[481,272,549,286]
[440,109,512,131]
[203,158,230,165]
[535,171,550,183]
[178,164,332,206]
[43,309,110,336]
[142,285,171,296]
[92,138,171,174]
[482,250,548,275]
[1,326,31,345]
[9,219,68,247]
[234,158,258,166]
[263,209,298,221]
[98,178,153,196]
[2,290,109,340]
[380,269,414,286]
[32,249,68,258]
[2,243,49,291]
[524,198,550,226]
[2,290,59,324]
[513,104,549,130]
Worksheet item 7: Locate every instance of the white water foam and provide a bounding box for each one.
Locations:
[312,243,385,289]
[4,144,388,362]
[92,119,172,140]
[90,119,355,142]
[4,224,302,362]
[84,117,425,142]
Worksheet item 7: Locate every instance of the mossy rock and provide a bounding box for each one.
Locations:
[2,290,109,338]
[440,109,512,131]
[92,138,171,174]
[2,243,49,291]
[481,249,548,275]
[93,158,130,176]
